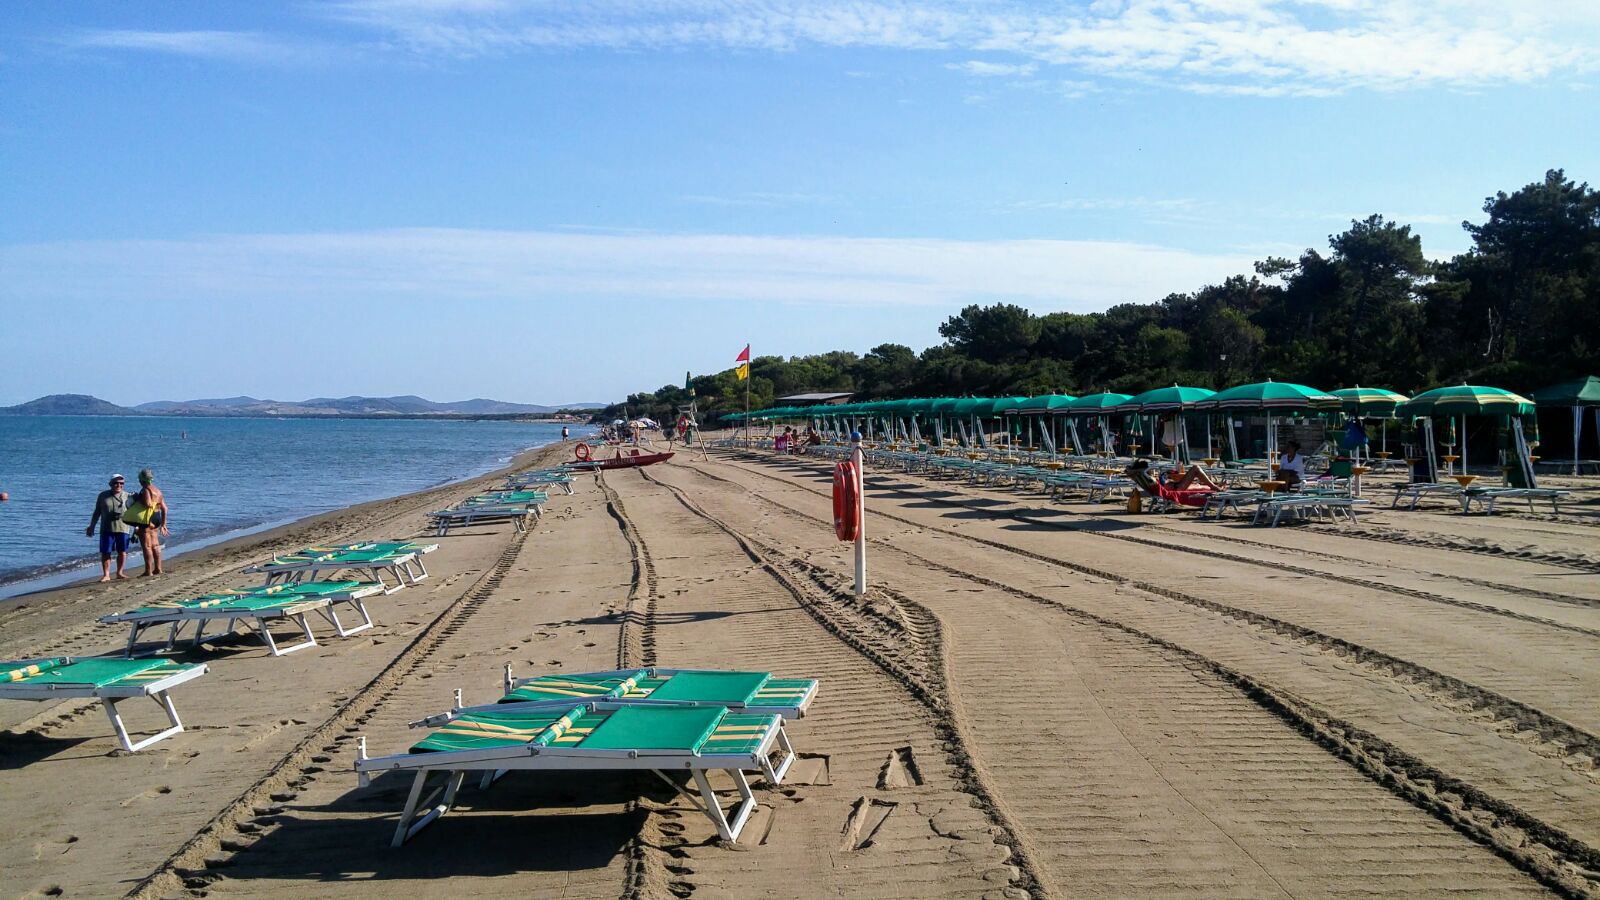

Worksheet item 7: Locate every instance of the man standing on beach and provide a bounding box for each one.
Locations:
[86,474,132,581]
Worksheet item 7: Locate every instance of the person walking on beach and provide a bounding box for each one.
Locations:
[561,425,570,440]
[86,474,132,582]
[133,468,170,576]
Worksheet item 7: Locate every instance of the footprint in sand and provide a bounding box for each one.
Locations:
[120,786,171,807]
[31,835,78,860]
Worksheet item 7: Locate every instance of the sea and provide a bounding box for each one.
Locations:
[0,416,571,599]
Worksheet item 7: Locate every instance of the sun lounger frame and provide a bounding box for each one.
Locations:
[102,583,384,657]
[248,552,427,594]
[425,504,540,536]
[356,701,794,846]
[1460,487,1569,515]
[0,658,208,751]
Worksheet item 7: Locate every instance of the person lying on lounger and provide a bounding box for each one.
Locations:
[1125,459,1223,491]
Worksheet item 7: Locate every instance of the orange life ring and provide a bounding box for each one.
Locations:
[833,459,862,542]
[574,442,592,461]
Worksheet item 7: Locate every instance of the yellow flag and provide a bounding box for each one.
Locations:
[735,363,749,381]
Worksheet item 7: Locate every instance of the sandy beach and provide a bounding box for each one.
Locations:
[3,440,1598,899]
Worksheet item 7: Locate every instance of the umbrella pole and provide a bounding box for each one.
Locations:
[1576,406,1582,477]
[1462,415,1468,472]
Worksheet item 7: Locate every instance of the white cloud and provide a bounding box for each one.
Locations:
[0,228,1252,312]
[947,60,1036,77]
[52,3,1600,94]
[317,0,1600,95]
[62,29,329,64]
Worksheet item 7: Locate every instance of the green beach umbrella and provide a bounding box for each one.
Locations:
[1396,384,1535,417]
[1066,392,1132,414]
[1202,380,1340,411]
[1330,386,1409,416]
[975,397,1028,417]
[1017,393,1078,413]
[992,396,1034,415]
[1113,384,1216,413]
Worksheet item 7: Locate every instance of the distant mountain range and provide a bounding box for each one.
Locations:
[0,394,606,418]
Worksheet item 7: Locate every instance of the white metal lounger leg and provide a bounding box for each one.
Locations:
[319,597,374,637]
[691,768,757,842]
[392,769,467,847]
[255,613,319,656]
[760,725,798,785]
[101,691,185,752]
[410,556,430,583]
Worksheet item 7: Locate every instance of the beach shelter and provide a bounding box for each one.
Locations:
[1396,384,1535,473]
[1531,376,1600,475]
[1202,380,1340,463]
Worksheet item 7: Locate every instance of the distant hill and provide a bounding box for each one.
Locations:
[1,394,606,417]
[0,394,138,416]
[135,396,261,412]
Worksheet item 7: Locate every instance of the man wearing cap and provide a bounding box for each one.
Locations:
[86,474,132,582]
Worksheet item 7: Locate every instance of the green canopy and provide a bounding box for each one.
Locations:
[1202,380,1339,411]
[929,398,960,415]
[1396,384,1535,417]
[1330,386,1409,416]
[951,398,989,416]
[1113,385,1216,413]
[1066,392,1132,414]
[1531,375,1600,407]
[1016,394,1077,413]
[975,397,1027,417]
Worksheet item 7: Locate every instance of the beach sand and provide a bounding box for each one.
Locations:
[2,441,1597,898]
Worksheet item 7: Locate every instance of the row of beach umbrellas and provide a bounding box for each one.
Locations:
[733,381,1538,421]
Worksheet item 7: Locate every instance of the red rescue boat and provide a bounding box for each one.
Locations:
[565,445,674,470]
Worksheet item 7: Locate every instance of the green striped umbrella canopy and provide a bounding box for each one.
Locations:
[992,396,1032,415]
[1201,380,1339,411]
[1016,394,1078,414]
[977,396,1029,417]
[1113,385,1216,413]
[1396,384,1535,417]
[929,397,960,416]
[1066,392,1132,414]
[899,397,937,415]
[1330,386,1409,416]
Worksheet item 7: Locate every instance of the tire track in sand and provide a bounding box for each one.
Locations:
[613,467,1040,899]
[678,455,1596,896]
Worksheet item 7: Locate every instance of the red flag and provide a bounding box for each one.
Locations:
[734,344,750,363]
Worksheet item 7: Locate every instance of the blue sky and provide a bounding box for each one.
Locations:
[2,1,1596,406]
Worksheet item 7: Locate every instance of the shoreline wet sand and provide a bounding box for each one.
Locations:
[1,441,1596,898]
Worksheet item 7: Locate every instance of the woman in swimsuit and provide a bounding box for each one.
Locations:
[134,468,171,576]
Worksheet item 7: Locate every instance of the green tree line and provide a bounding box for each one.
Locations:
[599,170,1599,425]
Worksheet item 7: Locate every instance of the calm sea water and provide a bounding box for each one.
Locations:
[0,416,571,597]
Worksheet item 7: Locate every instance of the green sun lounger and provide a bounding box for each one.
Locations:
[426,496,544,536]
[244,545,432,593]
[504,471,576,493]
[101,581,385,657]
[495,667,818,718]
[356,701,796,846]
[0,656,207,751]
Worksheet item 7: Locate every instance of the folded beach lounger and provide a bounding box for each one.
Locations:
[419,667,818,723]
[1460,486,1570,514]
[505,471,576,493]
[0,656,207,751]
[101,581,385,657]
[356,701,797,846]
[464,490,547,508]
[1253,495,1370,527]
[426,502,540,536]
[245,546,431,593]
[1390,482,1464,510]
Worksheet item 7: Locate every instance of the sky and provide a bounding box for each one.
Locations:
[2,0,1596,406]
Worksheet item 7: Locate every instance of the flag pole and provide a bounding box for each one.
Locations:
[744,345,751,449]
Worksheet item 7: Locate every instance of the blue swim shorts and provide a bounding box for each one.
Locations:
[100,531,131,555]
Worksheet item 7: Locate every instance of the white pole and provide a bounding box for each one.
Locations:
[1574,406,1581,477]
[851,434,866,597]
